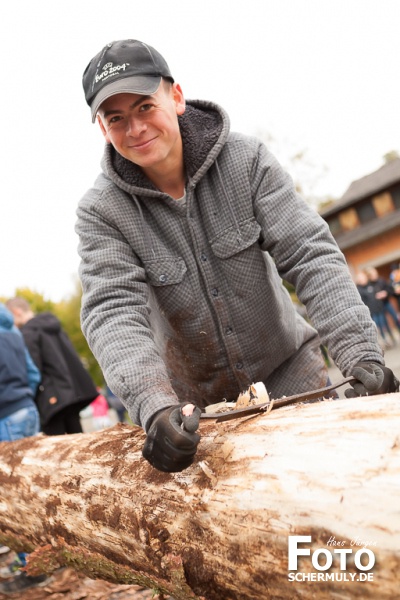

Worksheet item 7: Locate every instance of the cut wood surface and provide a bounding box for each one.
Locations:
[0,393,399,600]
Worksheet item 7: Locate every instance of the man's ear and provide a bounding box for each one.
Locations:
[172,83,186,116]
[97,115,111,143]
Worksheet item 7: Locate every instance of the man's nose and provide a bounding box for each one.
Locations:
[126,116,147,136]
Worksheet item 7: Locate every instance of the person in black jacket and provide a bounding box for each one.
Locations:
[355,271,395,348]
[6,297,98,436]
[366,267,400,336]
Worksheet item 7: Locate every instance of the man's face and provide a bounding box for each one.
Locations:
[8,307,24,328]
[97,82,185,176]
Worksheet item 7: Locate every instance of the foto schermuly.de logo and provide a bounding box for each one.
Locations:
[288,535,376,583]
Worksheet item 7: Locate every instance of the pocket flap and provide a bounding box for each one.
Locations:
[144,257,187,286]
[210,219,261,259]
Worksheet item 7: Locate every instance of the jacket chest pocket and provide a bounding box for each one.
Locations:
[210,219,264,298]
[143,257,196,320]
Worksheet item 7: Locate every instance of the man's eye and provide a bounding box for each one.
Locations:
[139,103,153,112]
[109,115,123,124]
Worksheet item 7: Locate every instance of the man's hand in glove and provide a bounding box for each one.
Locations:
[345,362,399,398]
[142,403,202,472]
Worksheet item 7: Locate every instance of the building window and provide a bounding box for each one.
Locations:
[339,208,360,231]
[356,200,376,224]
[372,191,394,217]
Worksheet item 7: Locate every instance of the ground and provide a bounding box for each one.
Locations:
[0,551,171,600]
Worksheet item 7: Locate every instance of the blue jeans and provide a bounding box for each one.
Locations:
[0,405,40,565]
[371,312,391,340]
[384,301,400,330]
[0,406,40,442]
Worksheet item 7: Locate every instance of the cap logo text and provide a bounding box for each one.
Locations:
[95,62,130,84]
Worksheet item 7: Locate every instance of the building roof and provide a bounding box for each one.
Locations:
[320,158,400,217]
[332,209,400,250]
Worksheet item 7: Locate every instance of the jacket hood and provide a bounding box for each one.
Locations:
[0,303,14,331]
[101,99,230,195]
[23,312,61,335]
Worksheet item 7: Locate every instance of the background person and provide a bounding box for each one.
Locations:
[365,267,400,340]
[6,297,98,436]
[0,302,40,439]
[389,263,400,313]
[355,272,395,348]
[80,387,113,431]
[0,303,48,594]
[76,39,399,473]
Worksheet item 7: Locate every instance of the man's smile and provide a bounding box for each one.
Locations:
[130,137,157,151]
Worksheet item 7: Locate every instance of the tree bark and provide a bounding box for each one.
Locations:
[0,393,399,600]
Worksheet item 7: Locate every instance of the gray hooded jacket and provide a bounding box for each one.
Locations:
[76,100,382,430]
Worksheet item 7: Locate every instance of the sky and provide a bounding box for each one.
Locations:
[2,0,399,302]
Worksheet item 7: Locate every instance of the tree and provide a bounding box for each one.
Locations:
[255,129,330,209]
[383,150,400,163]
[0,392,399,600]
[13,287,55,314]
[54,279,103,385]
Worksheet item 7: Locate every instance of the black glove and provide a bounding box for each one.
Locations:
[344,362,399,398]
[142,403,201,473]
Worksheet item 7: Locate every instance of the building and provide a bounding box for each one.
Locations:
[319,158,400,279]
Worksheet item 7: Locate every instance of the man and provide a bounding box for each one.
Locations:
[354,271,394,348]
[77,39,399,473]
[6,298,98,435]
[365,267,400,342]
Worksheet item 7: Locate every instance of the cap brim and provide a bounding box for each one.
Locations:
[91,75,162,122]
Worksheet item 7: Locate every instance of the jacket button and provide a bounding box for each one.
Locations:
[200,253,208,262]
[225,326,233,335]
[211,288,219,297]
[159,274,168,283]
[235,362,243,370]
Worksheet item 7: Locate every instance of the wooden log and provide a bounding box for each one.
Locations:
[0,393,399,600]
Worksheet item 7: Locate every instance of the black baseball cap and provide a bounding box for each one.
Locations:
[82,39,174,122]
